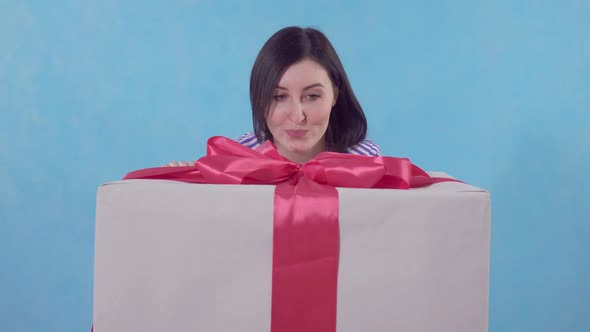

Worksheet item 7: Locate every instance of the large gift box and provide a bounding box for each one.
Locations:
[93,171,490,331]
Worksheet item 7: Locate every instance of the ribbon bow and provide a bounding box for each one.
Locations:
[123,136,457,332]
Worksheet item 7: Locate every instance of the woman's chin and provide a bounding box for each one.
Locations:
[285,143,313,154]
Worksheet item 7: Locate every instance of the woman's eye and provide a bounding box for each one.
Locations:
[306,94,321,100]
[273,94,287,101]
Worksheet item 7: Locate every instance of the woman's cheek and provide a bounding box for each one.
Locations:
[266,108,285,129]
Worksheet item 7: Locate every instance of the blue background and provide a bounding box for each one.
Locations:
[1,1,589,331]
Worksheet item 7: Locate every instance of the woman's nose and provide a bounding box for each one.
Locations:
[288,101,306,123]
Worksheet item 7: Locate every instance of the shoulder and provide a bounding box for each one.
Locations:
[236,132,262,149]
[348,139,382,157]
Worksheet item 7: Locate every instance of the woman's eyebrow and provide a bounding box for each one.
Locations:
[276,83,325,90]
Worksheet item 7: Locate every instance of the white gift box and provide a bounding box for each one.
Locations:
[94,173,490,332]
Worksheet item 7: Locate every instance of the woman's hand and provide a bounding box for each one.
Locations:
[164,160,196,167]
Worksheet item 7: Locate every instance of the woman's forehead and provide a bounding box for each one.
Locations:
[276,59,332,89]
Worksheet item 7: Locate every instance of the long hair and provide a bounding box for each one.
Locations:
[250,26,367,152]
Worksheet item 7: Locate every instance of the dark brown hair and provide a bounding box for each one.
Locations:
[250,26,367,152]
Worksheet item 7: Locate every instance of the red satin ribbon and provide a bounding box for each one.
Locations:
[122,136,458,332]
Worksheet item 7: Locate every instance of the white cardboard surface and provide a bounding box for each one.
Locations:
[94,175,490,332]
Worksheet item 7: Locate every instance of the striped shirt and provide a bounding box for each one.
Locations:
[236,132,382,157]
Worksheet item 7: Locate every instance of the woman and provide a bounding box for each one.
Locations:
[169,26,381,166]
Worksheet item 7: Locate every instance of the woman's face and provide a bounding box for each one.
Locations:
[266,59,337,164]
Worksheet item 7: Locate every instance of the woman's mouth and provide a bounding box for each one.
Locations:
[285,129,308,139]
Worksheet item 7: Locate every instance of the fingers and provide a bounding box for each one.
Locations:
[165,160,196,167]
